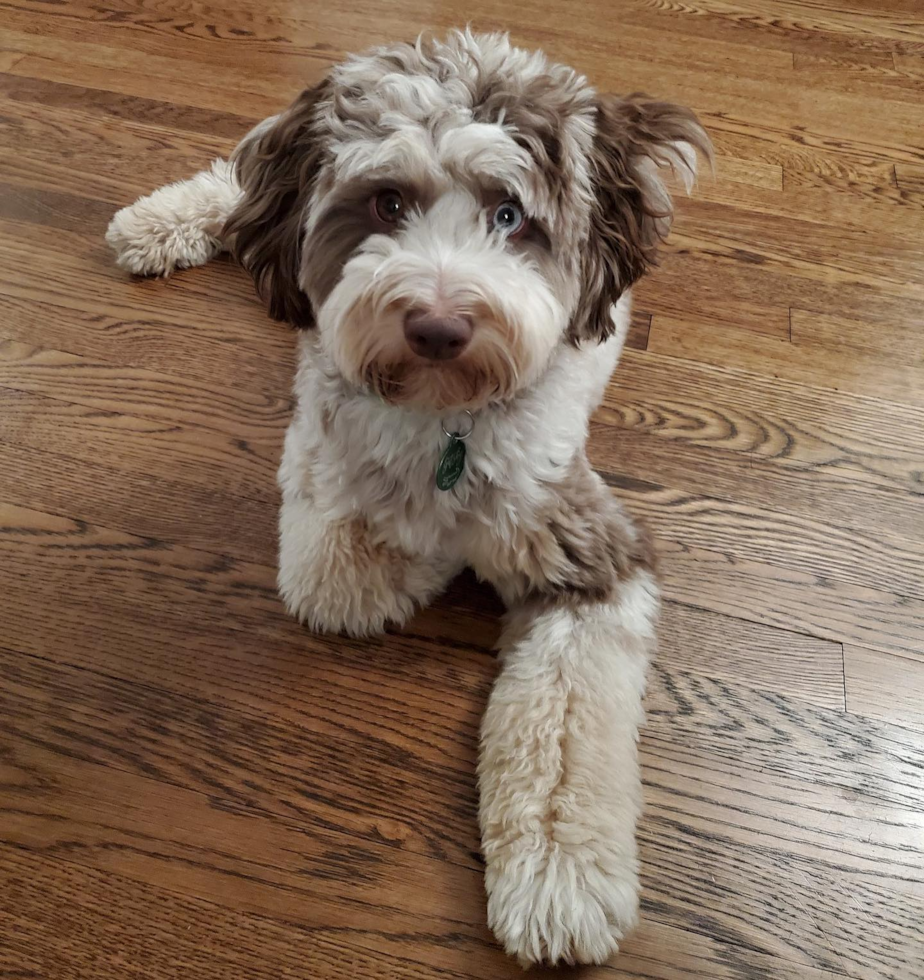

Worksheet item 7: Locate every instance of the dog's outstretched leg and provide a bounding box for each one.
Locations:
[473,463,658,967]
[106,159,242,276]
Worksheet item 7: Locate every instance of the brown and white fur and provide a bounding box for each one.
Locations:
[106,30,711,968]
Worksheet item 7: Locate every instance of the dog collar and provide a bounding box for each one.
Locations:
[436,410,474,491]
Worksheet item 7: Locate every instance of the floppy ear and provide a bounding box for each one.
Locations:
[569,94,713,344]
[224,80,331,328]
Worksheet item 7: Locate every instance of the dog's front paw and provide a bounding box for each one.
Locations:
[485,840,639,967]
[106,160,239,276]
[106,196,221,276]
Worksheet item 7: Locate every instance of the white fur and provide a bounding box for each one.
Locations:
[105,29,708,969]
[105,159,241,276]
[283,297,629,565]
[318,191,566,407]
[480,571,658,966]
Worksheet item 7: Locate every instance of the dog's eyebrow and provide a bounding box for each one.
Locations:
[438,123,532,189]
[332,126,442,187]
[438,123,551,222]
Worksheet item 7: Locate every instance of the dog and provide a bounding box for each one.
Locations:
[106,29,711,967]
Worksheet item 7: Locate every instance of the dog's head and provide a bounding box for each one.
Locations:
[226,30,711,411]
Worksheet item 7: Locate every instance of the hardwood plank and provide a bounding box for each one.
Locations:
[605,347,924,496]
[646,661,924,816]
[1,846,479,980]
[625,308,651,351]
[8,0,922,162]
[670,200,924,299]
[0,742,514,976]
[646,314,924,409]
[0,72,259,141]
[0,500,290,639]
[708,124,900,185]
[754,168,924,234]
[637,0,924,53]
[716,155,783,191]
[0,179,120,233]
[793,48,896,72]
[0,849,853,980]
[0,439,277,565]
[0,386,277,504]
[641,220,924,337]
[698,159,924,238]
[893,50,924,76]
[0,96,236,203]
[845,645,924,733]
[614,478,924,603]
[0,219,271,340]
[591,428,924,554]
[790,307,924,361]
[657,600,845,710]
[0,0,796,79]
[896,162,924,191]
[636,254,921,356]
[5,647,923,979]
[635,275,791,338]
[622,920,846,980]
[0,338,290,440]
[657,538,924,663]
[786,57,924,106]
[0,292,296,395]
[1,29,303,117]
[589,53,924,170]
[0,0,348,76]
[0,502,502,752]
[0,50,26,71]
[0,644,487,872]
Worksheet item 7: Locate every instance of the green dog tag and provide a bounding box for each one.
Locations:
[436,435,466,491]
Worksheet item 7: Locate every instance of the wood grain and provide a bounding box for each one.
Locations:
[4,643,923,979]
[2,1,923,978]
[896,162,924,192]
[604,346,924,495]
[612,478,924,602]
[648,314,924,407]
[591,428,924,549]
[790,307,924,361]
[845,645,924,732]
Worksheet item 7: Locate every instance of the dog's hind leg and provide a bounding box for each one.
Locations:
[105,158,242,277]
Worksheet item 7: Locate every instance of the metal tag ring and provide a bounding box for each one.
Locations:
[441,410,475,441]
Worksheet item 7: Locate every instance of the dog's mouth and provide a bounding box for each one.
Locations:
[362,355,508,411]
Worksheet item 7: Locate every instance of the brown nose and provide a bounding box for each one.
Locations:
[403,310,473,361]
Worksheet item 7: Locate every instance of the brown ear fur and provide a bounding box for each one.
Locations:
[569,94,712,344]
[224,80,331,328]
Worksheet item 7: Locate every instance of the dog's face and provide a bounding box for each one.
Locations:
[227,31,710,411]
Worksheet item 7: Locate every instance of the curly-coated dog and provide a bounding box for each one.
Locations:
[107,29,711,967]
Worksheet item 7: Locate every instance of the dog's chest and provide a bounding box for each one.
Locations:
[295,329,625,561]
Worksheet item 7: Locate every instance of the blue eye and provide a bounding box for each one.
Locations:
[492,200,527,236]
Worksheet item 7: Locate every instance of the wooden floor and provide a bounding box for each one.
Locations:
[1,2,923,978]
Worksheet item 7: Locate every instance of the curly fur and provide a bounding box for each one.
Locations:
[106,28,711,968]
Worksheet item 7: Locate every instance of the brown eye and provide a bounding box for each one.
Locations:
[372,189,404,225]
